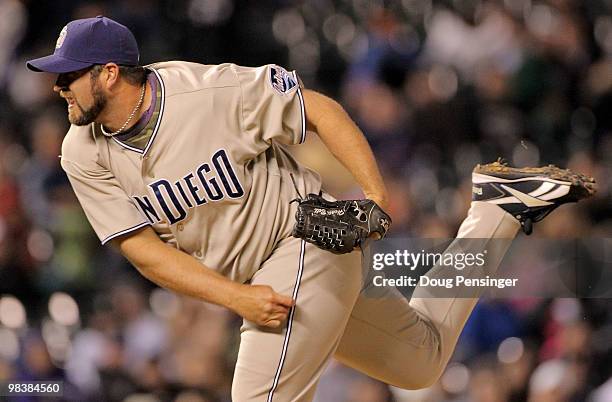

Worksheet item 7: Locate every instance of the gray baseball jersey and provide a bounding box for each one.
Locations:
[61,61,321,283]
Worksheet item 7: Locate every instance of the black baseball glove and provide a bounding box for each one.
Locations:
[291,193,392,254]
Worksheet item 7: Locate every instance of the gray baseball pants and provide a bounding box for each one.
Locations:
[232,202,520,401]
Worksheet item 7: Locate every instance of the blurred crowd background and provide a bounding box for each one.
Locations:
[0,0,611,401]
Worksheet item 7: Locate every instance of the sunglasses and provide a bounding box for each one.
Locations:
[55,66,96,89]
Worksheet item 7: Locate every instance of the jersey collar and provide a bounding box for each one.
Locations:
[92,67,166,156]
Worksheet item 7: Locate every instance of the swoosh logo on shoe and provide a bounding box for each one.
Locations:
[500,184,554,207]
[528,182,556,197]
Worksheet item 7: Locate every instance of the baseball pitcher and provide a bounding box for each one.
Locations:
[27,16,595,401]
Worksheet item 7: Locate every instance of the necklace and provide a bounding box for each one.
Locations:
[101,83,146,137]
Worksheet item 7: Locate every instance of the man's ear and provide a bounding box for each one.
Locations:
[102,62,120,89]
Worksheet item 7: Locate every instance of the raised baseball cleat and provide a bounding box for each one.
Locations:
[471,160,597,234]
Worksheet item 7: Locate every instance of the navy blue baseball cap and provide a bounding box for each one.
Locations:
[26,16,139,74]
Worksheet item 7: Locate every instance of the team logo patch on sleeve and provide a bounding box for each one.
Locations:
[269,65,298,94]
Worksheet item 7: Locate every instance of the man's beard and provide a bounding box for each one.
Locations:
[70,81,107,126]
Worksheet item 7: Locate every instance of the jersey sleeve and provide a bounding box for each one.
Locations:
[232,64,306,147]
[60,132,150,245]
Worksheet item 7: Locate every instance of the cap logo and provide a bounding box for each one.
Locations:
[55,26,67,49]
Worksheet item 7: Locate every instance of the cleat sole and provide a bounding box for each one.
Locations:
[473,161,597,201]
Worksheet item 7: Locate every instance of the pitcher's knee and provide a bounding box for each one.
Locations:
[390,361,445,390]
